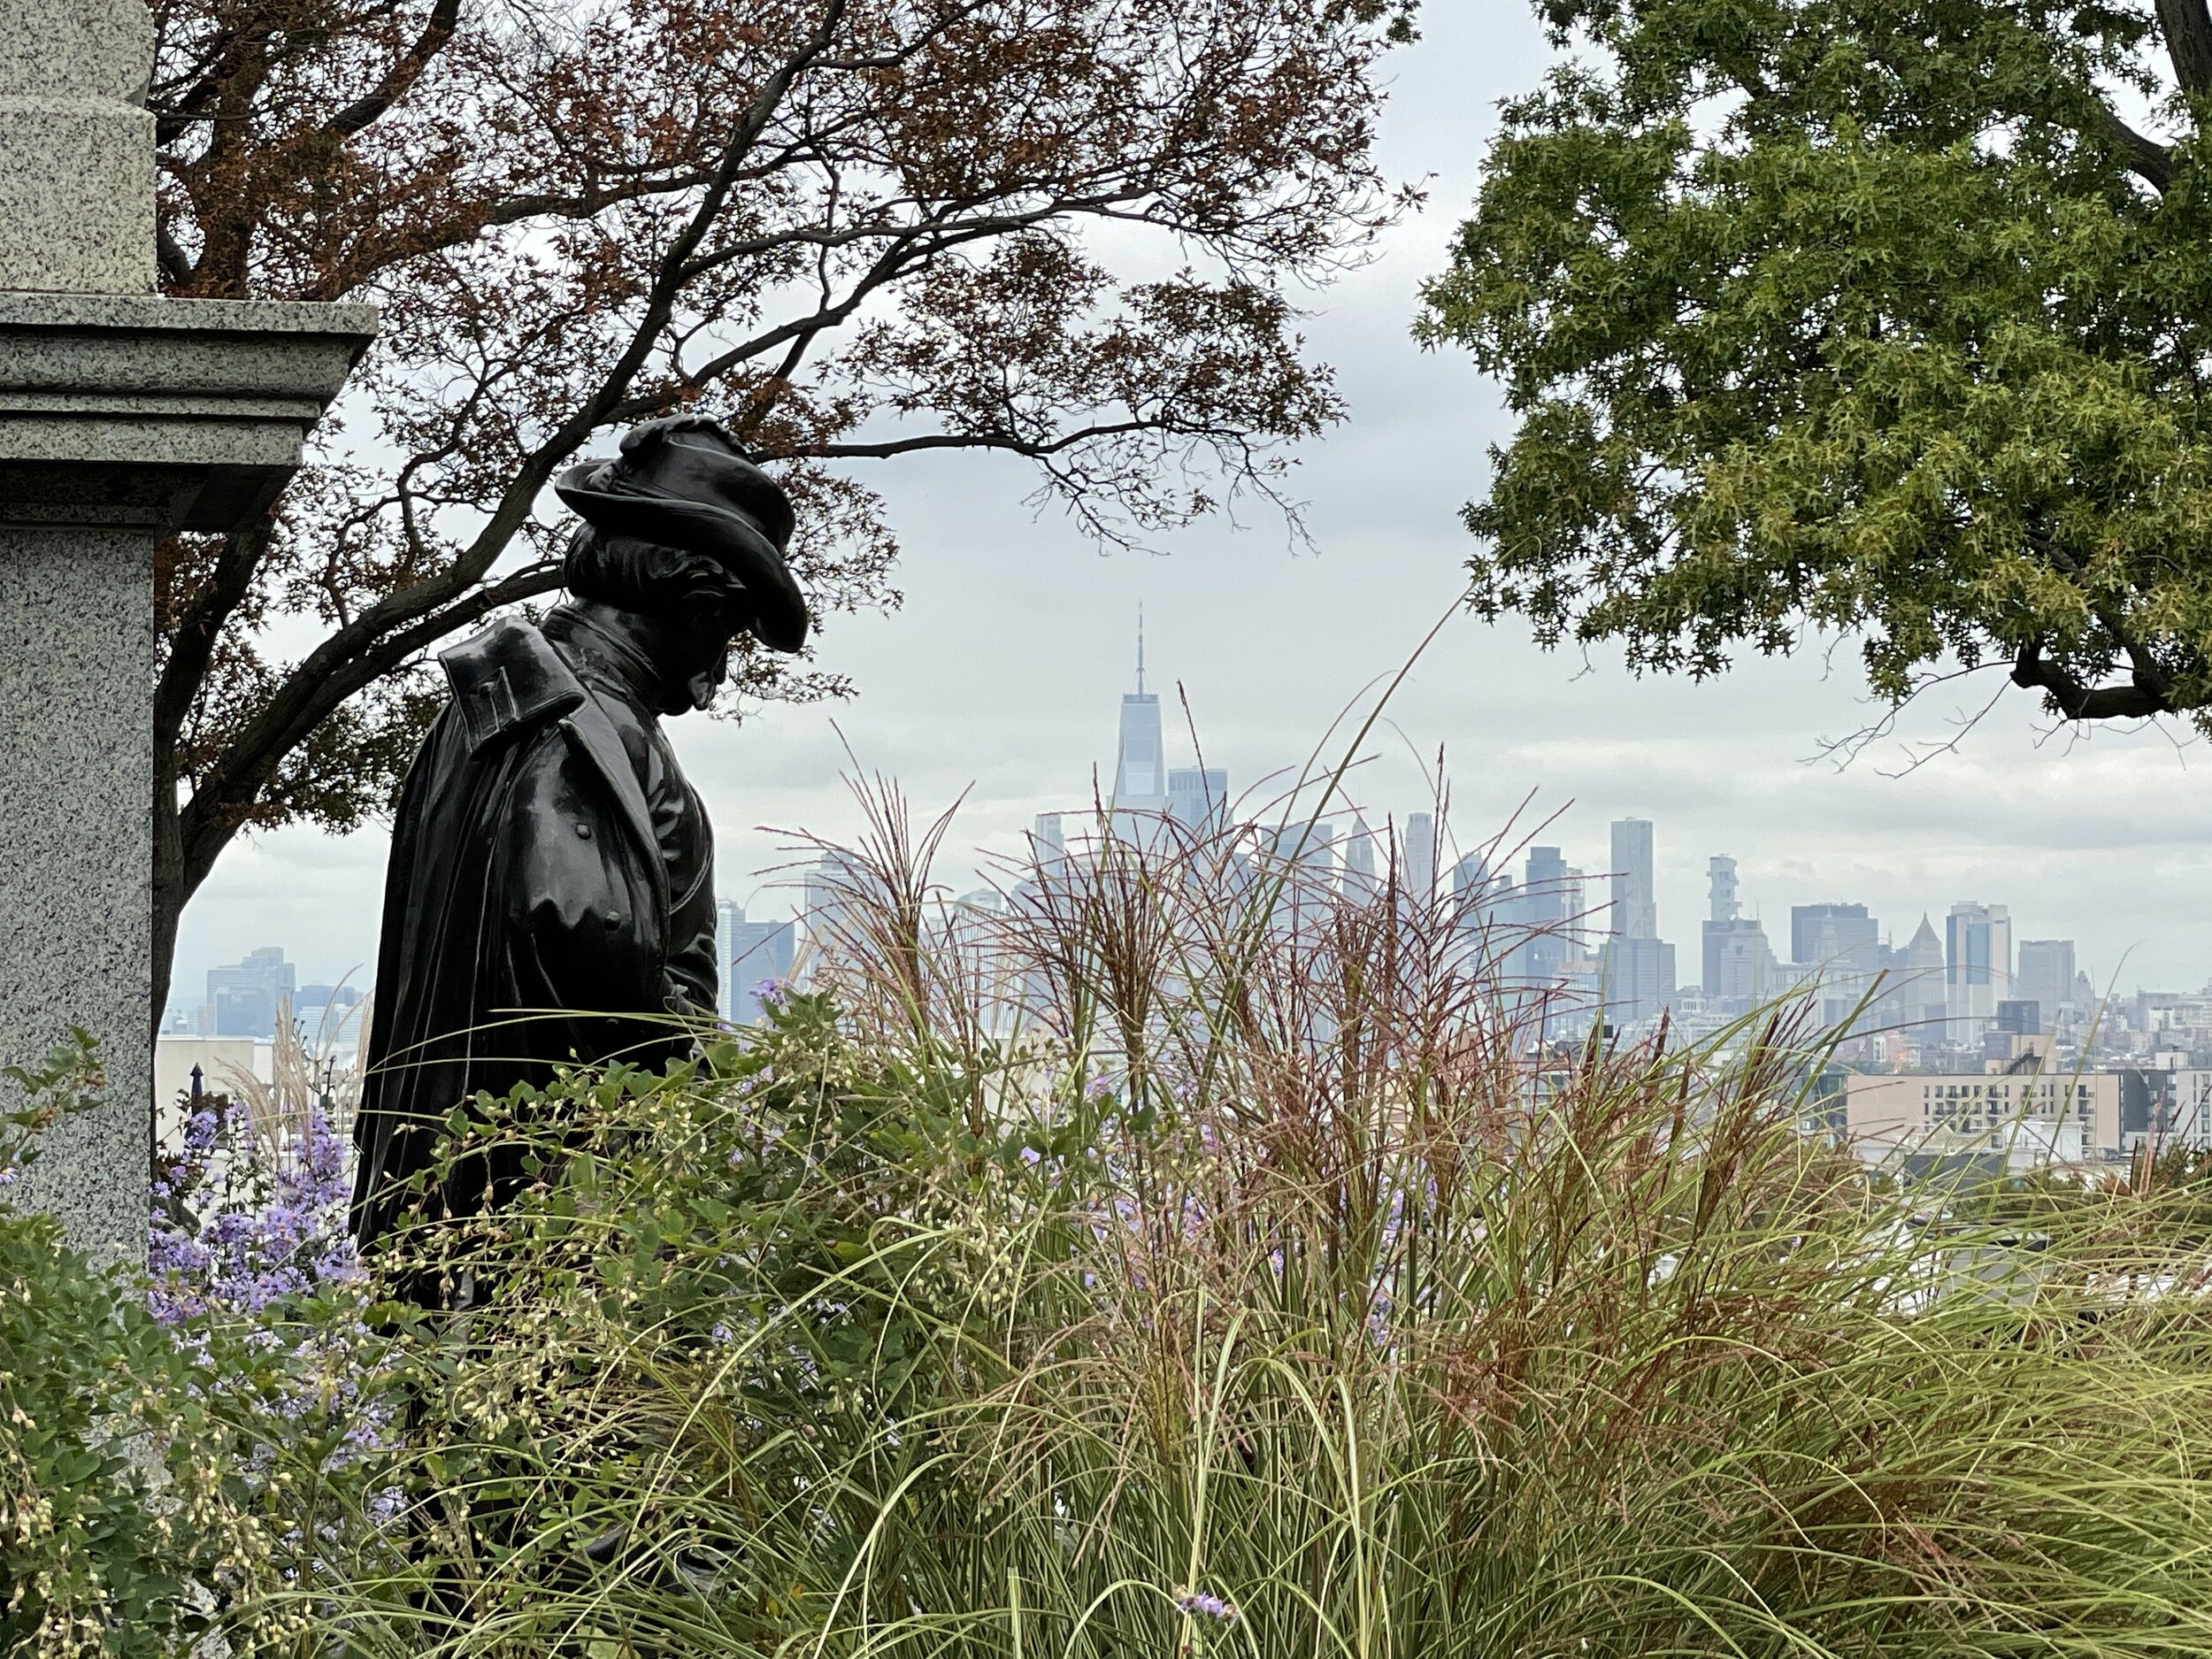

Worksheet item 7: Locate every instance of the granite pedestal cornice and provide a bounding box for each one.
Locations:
[0,292,379,531]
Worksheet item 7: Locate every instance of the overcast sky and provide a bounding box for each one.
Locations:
[173,1,2212,1013]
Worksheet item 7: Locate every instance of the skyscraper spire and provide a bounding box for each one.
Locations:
[1135,603,1146,695]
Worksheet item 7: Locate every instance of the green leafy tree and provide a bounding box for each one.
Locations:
[1420,0,2212,735]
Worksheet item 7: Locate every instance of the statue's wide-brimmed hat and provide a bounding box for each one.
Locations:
[554,416,809,653]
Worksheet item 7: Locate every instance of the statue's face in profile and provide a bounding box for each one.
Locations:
[657,599,741,713]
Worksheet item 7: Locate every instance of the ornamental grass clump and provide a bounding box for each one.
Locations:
[251,791,2212,1656]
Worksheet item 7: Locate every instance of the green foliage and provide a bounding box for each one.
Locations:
[0,1034,376,1657]
[0,1037,221,1657]
[127,798,2212,1654]
[0,1029,106,1172]
[250,1002,2212,1656]
[265,993,1106,1653]
[0,1216,197,1658]
[1420,0,2212,728]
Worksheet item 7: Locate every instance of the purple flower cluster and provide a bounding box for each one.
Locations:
[1174,1586,1239,1624]
[149,1100,360,1325]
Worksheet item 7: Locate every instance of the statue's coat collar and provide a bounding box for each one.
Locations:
[440,617,586,752]
[436,616,667,922]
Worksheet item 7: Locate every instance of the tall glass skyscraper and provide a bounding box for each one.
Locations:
[717,899,795,1023]
[2017,938,2078,1022]
[1601,818,1674,1024]
[1405,812,1437,909]
[1517,846,1571,987]
[1110,614,1167,847]
[1945,902,2013,1039]
[1609,818,1656,941]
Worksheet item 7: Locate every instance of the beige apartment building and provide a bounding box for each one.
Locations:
[1842,1071,2122,1167]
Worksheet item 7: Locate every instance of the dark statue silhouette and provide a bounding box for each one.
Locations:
[349,416,807,1255]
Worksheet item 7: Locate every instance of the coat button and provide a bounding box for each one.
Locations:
[604,910,623,926]
[574,823,593,840]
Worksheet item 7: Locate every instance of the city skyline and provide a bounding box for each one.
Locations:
[1039,637,2200,1020]
[766,641,2212,1169]
[176,619,2212,1022]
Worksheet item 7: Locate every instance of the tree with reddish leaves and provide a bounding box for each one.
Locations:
[148,0,1418,1015]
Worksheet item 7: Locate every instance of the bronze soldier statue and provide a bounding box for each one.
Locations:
[349,416,807,1252]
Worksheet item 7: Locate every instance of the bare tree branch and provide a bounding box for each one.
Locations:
[324,0,458,140]
[177,559,566,887]
[807,420,1221,460]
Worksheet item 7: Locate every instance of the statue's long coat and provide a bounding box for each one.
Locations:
[349,615,716,1249]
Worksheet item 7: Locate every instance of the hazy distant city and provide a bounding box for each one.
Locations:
[173,641,2212,1179]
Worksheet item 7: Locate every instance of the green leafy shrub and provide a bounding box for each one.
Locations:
[0,1034,382,1659]
[0,1037,228,1657]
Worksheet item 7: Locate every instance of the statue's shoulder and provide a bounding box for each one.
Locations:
[439,618,587,752]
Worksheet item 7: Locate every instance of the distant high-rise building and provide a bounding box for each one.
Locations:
[1791,903,1880,985]
[294,983,364,1041]
[1341,826,1379,898]
[1450,851,1492,898]
[1111,612,1165,816]
[1945,902,2013,1039]
[1166,766,1228,832]
[1701,856,1751,995]
[1031,812,1066,872]
[1515,846,1571,987]
[1792,902,1874,970]
[1269,820,1334,927]
[1270,822,1333,866]
[1609,818,1656,940]
[1522,846,1567,918]
[2071,968,2101,1010]
[799,853,859,976]
[2017,939,2078,1018]
[1996,999,2041,1037]
[1604,937,1678,1026]
[1449,853,1506,941]
[1708,918,1777,1002]
[1708,856,1740,924]
[717,900,797,1024]
[1888,914,1948,1037]
[202,945,296,1038]
[1598,821,1670,1022]
[1404,812,1437,908]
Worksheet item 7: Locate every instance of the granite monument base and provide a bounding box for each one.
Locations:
[0,295,375,1263]
[0,524,152,1261]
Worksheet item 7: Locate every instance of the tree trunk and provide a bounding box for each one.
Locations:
[151,853,188,1037]
[151,772,185,1031]
[2157,0,2212,95]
